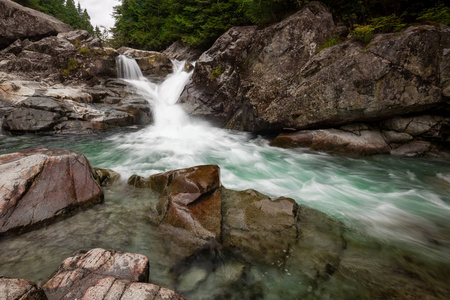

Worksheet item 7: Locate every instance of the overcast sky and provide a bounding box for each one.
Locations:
[77,0,120,29]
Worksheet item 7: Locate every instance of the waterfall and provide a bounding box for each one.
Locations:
[116,55,191,129]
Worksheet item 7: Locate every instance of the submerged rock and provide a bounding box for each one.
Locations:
[0,148,103,235]
[0,0,72,49]
[0,276,47,300]
[94,168,121,186]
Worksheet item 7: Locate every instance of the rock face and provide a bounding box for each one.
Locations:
[0,276,47,300]
[0,148,103,235]
[42,248,149,300]
[147,165,222,262]
[180,1,449,136]
[163,41,203,62]
[0,73,152,134]
[1,29,117,84]
[118,47,173,78]
[0,0,72,49]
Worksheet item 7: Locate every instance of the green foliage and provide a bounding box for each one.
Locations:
[78,46,91,56]
[60,57,79,75]
[318,37,340,52]
[13,0,95,34]
[210,65,224,80]
[417,4,450,26]
[370,14,406,33]
[351,24,375,44]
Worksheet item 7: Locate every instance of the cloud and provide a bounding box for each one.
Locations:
[77,0,120,29]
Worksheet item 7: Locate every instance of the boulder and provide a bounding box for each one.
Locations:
[271,128,390,155]
[147,165,222,262]
[42,248,149,300]
[0,148,103,235]
[163,41,203,62]
[117,47,173,77]
[0,0,72,49]
[180,1,449,134]
[0,276,47,300]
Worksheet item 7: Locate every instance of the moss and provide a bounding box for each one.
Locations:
[60,58,80,76]
[78,46,91,56]
[73,39,81,48]
[210,65,224,80]
[318,37,341,52]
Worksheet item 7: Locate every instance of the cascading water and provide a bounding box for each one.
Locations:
[0,56,449,299]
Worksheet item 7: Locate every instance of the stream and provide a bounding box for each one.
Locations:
[0,57,449,299]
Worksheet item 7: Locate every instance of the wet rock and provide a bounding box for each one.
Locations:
[0,148,103,235]
[271,128,390,155]
[42,248,149,300]
[149,165,222,262]
[127,175,151,188]
[221,188,299,265]
[117,47,173,77]
[94,168,121,186]
[390,141,432,157]
[381,115,445,137]
[0,276,47,300]
[0,0,72,49]
[163,41,203,62]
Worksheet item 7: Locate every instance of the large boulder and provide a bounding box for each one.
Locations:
[0,148,103,235]
[144,165,222,262]
[0,276,47,300]
[180,1,449,134]
[0,0,72,49]
[42,248,149,300]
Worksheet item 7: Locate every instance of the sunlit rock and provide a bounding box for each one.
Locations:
[0,276,47,300]
[0,148,103,235]
[42,248,149,300]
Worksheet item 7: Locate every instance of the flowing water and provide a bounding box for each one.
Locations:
[0,56,449,298]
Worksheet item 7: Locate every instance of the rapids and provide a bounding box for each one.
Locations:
[0,56,449,299]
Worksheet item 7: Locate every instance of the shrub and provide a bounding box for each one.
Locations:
[370,14,406,33]
[417,4,450,26]
[351,24,375,44]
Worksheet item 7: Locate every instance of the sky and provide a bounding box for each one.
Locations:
[77,0,120,29]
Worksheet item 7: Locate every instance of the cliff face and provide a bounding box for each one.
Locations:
[179,1,449,135]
